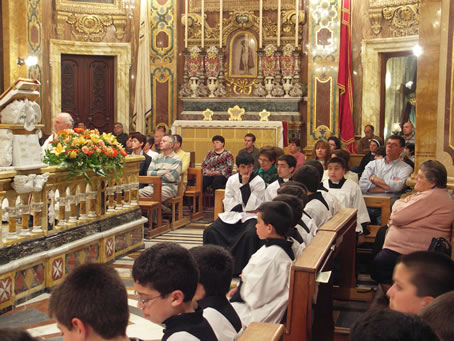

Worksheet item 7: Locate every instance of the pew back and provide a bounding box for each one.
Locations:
[284,208,358,341]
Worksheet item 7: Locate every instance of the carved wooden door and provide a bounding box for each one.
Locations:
[61,54,114,133]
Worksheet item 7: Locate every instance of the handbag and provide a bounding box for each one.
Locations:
[428,237,452,257]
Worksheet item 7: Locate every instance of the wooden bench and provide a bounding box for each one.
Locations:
[163,174,190,230]
[183,167,204,220]
[138,176,170,238]
[239,322,285,341]
[284,208,358,341]
[363,195,391,244]
[214,189,225,220]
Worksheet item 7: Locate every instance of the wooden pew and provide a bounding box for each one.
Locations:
[239,322,285,341]
[363,196,391,243]
[284,208,358,341]
[138,176,170,237]
[214,189,226,220]
[183,167,204,220]
[164,174,190,229]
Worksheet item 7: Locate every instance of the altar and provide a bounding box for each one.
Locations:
[171,120,283,165]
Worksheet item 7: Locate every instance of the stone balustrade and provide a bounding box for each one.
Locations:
[0,155,146,311]
[0,155,142,247]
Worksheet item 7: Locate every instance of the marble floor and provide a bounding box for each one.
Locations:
[0,226,204,340]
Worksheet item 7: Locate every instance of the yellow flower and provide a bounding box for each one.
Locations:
[69,150,78,159]
[90,134,100,143]
[52,143,65,156]
[102,133,114,144]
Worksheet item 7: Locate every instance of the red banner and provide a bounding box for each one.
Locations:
[337,0,356,153]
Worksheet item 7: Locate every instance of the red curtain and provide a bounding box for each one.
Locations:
[337,0,356,153]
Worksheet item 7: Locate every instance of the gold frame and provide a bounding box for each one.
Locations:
[228,30,258,79]
[56,0,126,15]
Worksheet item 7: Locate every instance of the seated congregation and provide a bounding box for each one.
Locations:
[10,128,452,341]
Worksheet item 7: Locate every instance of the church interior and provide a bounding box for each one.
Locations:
[0,0,453,340]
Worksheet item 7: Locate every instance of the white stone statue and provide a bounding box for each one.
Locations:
[0,129,13,167]
[1,99,41,131]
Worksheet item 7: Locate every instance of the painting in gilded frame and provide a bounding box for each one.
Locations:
[228,31,258,78]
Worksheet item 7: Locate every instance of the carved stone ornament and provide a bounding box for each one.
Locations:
[369,0,419,37]
[259,109,270,121]
[66,14,114,42]
[228,105,245,121]
[202,109,214,121]
[55,0,129,41]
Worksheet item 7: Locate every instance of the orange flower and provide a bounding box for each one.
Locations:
[74,128,85,133]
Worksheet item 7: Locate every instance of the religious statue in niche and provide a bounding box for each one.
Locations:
[229,32,257,78]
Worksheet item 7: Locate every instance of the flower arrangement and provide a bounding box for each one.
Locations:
[44,128,127,183]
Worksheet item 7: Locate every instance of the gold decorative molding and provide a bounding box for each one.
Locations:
[225,76,257,95]
[369,0,419,37]
[259,109,270,121]
[185,9,304,48]
[112,17,127,40]
[190,0,299,12]
[369,8,383,35]
[66,14,113,42]
[56,0,127,16]
[202,109,214,121]
[228,105,245,121]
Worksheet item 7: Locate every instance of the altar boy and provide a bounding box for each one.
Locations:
[203,152,266,275]
[323,157,370,233]
[230,201,303,326]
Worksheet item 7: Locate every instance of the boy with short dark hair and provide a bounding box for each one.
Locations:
[48,263,139,341]
[230,201,297,326]
[292,164,333,228]
[132,242,217,341]
[265,154,297,201]
[190,245,243,341]
[323,157,370,233]
[277,182,318,246]
[204,152,266,275]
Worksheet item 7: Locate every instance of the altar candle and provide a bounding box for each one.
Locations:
[295,0,299,46]
[185,0,188,48]
[259,0,263,48]
[219,0,223,48]
[277,0,281,47]
[201,0,205,48]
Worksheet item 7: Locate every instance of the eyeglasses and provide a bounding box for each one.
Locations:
[134,291,161,306]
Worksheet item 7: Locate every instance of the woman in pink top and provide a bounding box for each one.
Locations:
[372,160,454,284]
[288,137,305,169]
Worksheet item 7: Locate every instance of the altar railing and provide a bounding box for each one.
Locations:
[0,155,143,248]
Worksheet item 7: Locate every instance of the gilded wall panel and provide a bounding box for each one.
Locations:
[306,0,340,146]
[149,0,178,129]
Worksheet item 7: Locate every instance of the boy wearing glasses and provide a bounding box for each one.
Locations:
[48,263,142,341]
[132,242,217,341]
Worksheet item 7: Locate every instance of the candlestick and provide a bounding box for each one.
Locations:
[219,0,223,48]
[201,0,205,48]
[259,0,263,48]
[185,0,188,48]
[277,0,281,47]
[295,0,299,47]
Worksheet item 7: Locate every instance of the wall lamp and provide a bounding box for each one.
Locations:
[17,56,38,67]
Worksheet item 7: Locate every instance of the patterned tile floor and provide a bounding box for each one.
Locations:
[0,225,204,340]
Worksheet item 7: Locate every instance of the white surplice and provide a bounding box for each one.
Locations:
[231,240,305,327]
[219,173,265,224]
[323,178,370,232]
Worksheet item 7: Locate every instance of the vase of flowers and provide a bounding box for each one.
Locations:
[43,128,127,184]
